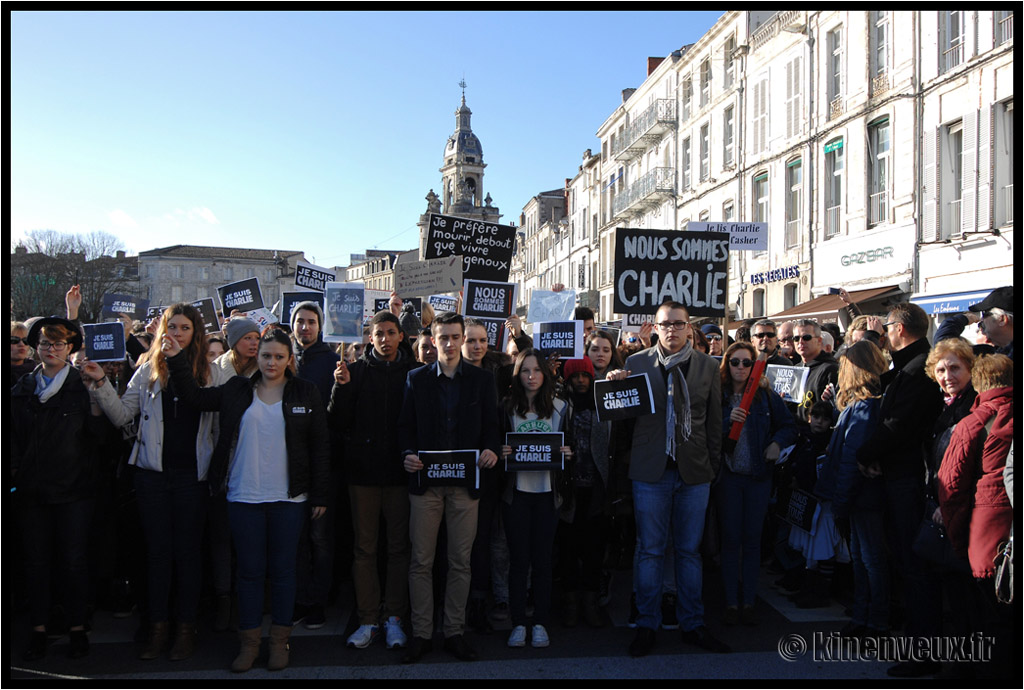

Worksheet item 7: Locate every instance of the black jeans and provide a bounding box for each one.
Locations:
[503,489,558,627]
[557,487,609,593]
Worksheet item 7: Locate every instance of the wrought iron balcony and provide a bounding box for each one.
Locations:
[612,99,677,162]
[868,190,888,226]
[612,167,676,218]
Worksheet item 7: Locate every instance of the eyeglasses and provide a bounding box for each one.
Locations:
[656,321,690,331]
[11,336,29,345]
[779,336,794,343]
[728,358,754,368]
[706,334,723,341]
[752,332,777,339]
[882,321,899,330]
[36,340,69,351]
[795,334,818,342]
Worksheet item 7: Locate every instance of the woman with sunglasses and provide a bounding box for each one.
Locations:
[12,317,107,660]
[716,342,796,625]
[11,321,36,386]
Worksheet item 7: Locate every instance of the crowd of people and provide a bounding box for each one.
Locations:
[9,282,1015,678]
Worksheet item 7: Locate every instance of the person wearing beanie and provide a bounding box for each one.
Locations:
[215,318,261,382]
[700,324,724,357]
[288,301,341,631]
[398,304,423,343]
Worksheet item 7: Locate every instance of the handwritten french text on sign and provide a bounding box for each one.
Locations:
[613,228,729,317]
[218,277,264,314]
[687,221,768,252]
[462,280,517,319]
[527,289,576,323]
[535,321,584,359]
[323,282,364,343]
[83,322,126,363]
[428,294,459,314]
[191,298,220,333]
[765,365,811,404]
[594,373,656,422]
[394,255,463,298]
[294,261,336,292]
[417,450,480,490]
[775,487,822,535]
[505,432,564,472]
[425,213,516,282]
[102,293,150,320]
[280,291,324,326]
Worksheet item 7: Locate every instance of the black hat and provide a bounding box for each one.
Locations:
[968,286,1014,313]
[26,317,84,354]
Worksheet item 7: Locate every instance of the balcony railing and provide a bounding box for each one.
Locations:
[871,72,890,97]
[825,205,841,237]
[785,218,800,249]
[948,198,962,237]
[868,190,888,226]
[828,96,845,120]
[1004,184,1014,225]
[612,99,677,161]
[942,40,964,73]
[998,13,1013,45]
[612,167,676,218]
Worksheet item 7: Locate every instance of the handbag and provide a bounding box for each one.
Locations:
[993,535,1013,604]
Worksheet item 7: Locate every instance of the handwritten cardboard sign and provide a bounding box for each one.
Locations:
[83,322,126,363]
[594,373,656,422]
[505,432,564,472]
[425,213,516,282]
[395,255,463,298]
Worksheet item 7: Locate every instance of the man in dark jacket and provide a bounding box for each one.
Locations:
[751,319,794,366]
[329,311,420,650]
[793,319,839,423]
[856,302,944,677]
[290,301,341,630]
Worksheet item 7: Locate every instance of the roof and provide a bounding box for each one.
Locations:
[139,245,304,261]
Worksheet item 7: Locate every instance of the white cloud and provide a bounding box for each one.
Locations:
[189,207,220,225]
[108,208,139,229]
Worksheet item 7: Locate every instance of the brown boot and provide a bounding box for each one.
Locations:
[267,624,292,671]
[231,628,262,673]
[168,622,196,661]
[139,621,170,660]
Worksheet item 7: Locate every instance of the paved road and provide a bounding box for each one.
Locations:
[10,564,898,681]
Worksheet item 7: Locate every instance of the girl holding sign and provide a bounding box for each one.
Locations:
[83,304,215,661]
[716,342,797,626]
[499,349,572,649]
[161,325,330,673]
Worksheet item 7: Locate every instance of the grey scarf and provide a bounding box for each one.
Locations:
[35,364,71,404]
[657,342,693,460]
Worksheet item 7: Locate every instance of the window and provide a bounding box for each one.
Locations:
[752,77,768,153]
[994,100,1014,227]
[723,200,735,223]
[868,118,891,226]
[682,137,692,191]
[786,159,802,248]
[753,288,765,318]
[784,284,799,311]
[753,173,769,256]
[681,77,692,121]
[785,56,803,139]
[700,58,712,107]
[723,105,735,167]
[723,35,736,89]
[828,27,844,118]
[945,120,965,237]
[699,123,710,181]
[941,12,965,73]
[170,285,183,302]
[825,139,844,237]
[871,11,890,95]
[996,10,1013,45]
[223,266,233,280]
[699,209,710,222]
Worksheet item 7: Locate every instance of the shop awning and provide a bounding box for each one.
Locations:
[910,289,994,315]
[767,285,902,325]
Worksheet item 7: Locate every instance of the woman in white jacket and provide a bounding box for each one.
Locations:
[84,303,218,662]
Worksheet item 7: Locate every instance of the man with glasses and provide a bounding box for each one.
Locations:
[607,301,728,657]
[700,324,725,357]
[776,320,801,364]
[934,286,1014,362]
[793,319,839,423]
[750,320,792,366]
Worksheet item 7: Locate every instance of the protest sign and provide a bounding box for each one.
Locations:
[687,221,768,252]
[594,373,656,422]
[613,228,729,317]
[424,213,516,282]
[416,450,480,490]
[294,261,336,292]
[766,364,811,404]
[323,282,364,343]
[534,321,584,359]
[505,433,564,472]
[462,280,517,319]
[191,298,220,333]
[622,312,654,333]
[470,317,508,352]
[527,289,576,323]
[218,277,264,314]
[428,294,459,314]
[775,487,822,535]
[364,289,391,319]
[375,296,422,318]
[394,255,463,298]
[83,322,126,363]
[102,293,150,320]
[598,326,622,346]
[242,307,279,331]
[146,305,168,320]
[280,291,324,326]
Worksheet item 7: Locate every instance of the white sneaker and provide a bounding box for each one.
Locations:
[531,624,550,648]
[346,624,379,649]
[507,625,527,648]
[384,616,407,649]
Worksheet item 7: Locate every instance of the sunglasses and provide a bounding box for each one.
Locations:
[729,358,754,368]
[11,336,29,345]
[794,334,817,342]
[706,334,723,341]
[752,332,776,339]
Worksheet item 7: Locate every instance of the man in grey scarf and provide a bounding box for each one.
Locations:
[607,301,727,657]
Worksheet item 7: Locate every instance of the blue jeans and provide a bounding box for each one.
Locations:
[633,468,710,632]
[228,501,308,630]
[849,509,889,630]
[716,468,772,608]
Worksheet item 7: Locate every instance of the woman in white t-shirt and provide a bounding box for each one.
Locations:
[499,348,572,650]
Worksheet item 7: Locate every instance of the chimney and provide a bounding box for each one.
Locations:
[116,250,126,259]
[647,57,665,76]
[621,88,636,103]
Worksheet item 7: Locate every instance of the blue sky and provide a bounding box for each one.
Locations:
[11,10,724,268]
